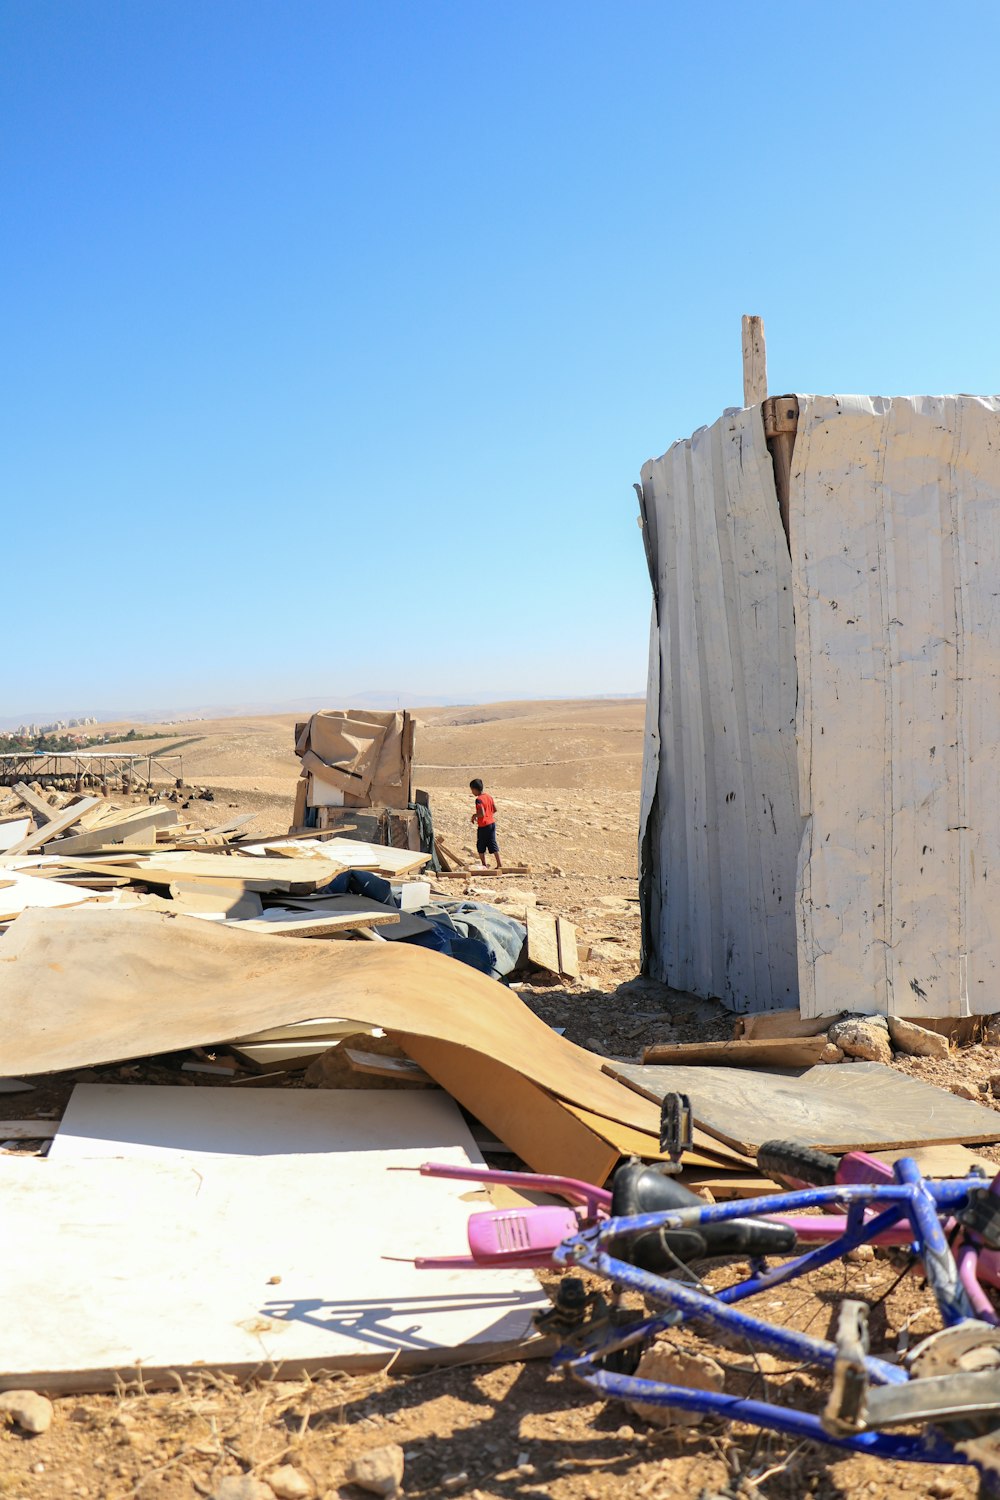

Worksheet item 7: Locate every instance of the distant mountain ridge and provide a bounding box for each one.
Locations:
[0,689,644,731]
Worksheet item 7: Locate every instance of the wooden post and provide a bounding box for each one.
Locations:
[762,395,799,541]
[741,315,767,407]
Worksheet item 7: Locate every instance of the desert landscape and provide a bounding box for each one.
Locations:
[2,698,998,1500]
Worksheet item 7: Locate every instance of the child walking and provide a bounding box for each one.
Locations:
[469,778,502,871]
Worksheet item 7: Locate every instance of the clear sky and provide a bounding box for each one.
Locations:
[4,2,1000,717]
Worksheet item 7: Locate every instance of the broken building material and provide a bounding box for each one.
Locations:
[605,1059,1000,1157]
[642,1036,833,1069]
[4,1089,547,1392]
[1,907,663,1139]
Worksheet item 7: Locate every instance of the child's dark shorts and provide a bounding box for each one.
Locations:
[476,823,500,856]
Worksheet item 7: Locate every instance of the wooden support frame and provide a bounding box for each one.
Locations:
[762,394,800,541]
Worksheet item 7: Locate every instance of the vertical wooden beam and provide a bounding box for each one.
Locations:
[741,315,767,407]
[762,395,799,542]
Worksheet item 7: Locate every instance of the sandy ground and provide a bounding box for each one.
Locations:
[1,699,996,1499]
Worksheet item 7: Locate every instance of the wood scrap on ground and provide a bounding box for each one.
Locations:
[642,1035,834,1069]
[605,1059,1000,1155]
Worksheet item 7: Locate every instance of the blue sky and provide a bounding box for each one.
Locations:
[4,2,1000,716]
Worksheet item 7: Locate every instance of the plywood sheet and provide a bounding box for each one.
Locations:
[47,1083,465,1161]
[0,871,99,921]
[526,912,560,975]
[0,908,661,1134]
[790,396,1000,1018]
[606,1060,1000,1155]
[638,406,801,1012]
[2,1092,547,1392]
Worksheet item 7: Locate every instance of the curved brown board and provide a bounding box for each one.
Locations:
[0,907,660,1134]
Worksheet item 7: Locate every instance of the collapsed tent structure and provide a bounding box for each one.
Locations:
[638,334,1000,1019]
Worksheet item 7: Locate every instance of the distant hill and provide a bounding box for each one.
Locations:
[0,689,643,731]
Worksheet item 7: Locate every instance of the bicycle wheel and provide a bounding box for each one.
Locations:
[757,1140,840,1186]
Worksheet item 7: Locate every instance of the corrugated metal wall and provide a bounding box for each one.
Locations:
[792,395,1000,1019]
[638,405,802,1012]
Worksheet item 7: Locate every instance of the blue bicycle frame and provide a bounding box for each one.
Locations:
[553,1161,998,1475]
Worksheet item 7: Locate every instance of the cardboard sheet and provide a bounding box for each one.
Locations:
[3,1089,547,1391]
[0,908,661,1135]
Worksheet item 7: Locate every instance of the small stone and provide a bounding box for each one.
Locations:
[0,1390,54,1434]
[212,1479,275,1500]
[819,1042,845,1064]
[266,1466,312,1500]
[990,1074,1000,1099]
[951,1083,979,1100]
[887,1017,950,1060]
[346,1444,405,1497]
[828,1015,892,1065]
[441,1474,469,1492]
[927,1481,958,1500]
[629,1343,725,1427]
[846,1244,876,1264]
[615,1425,635,1439]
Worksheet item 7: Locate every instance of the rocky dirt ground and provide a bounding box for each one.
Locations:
[2,700,999,1499]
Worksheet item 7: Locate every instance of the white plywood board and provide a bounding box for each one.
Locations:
[0,870,99,920]
[638,406,802,1011]
[0,819,30,852]
[9,1089,546,1390]
[49,1083,461,1160]
[790,396,1000,1017]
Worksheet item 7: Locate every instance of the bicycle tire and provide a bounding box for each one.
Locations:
[757,1139,840,1186]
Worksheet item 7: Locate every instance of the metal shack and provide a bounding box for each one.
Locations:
[638,350,1000,1021]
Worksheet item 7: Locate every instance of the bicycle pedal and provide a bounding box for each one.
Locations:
[822,1299,870,1436]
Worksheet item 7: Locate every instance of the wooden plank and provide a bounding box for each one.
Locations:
[48,809,180,856]
[191,814,255,839]
[736,1011,831,1041]
[741,313,767,407]
[344,1048,432,1083]
[397,1034,622,1184]
[526,912,560,975]
[168,881,262,919]
[12,782,58,824]
[4,1090,547,1391]
[605,1060,1000,1156]
[1,906,664,1138]
[227,908,400,937]
[50,853,344,893]
[678,1171,779,1200]
[556,917,580,979]
[643,1036,831,1069]
[0,1120,57,1140]
[435,866,530,879]
[7,797,100,854]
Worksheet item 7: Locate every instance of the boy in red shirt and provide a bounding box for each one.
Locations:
[470,778,502,871]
